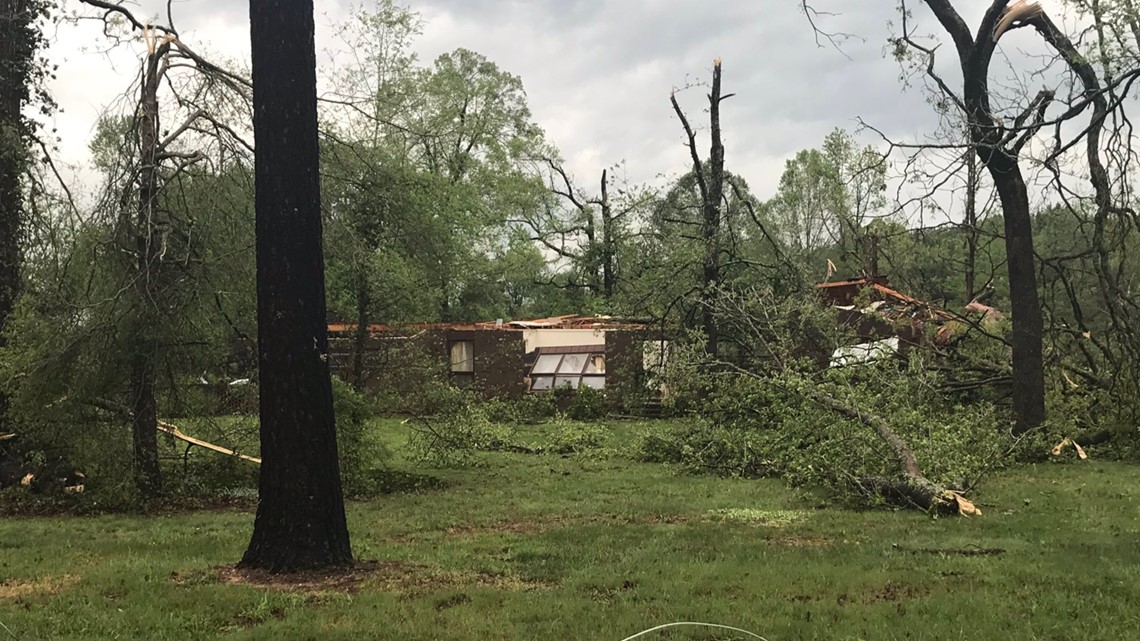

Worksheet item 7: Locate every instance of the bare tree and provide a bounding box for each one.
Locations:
[522,159,651,301]
[671,59,731,357]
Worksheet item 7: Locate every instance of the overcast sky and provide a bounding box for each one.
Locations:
[45,1,1070,207]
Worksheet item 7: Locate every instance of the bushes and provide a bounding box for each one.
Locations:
[566,386,607,421]
[331,376,393,496]
[483,392,558,424]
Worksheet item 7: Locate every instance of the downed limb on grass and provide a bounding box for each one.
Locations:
[803,387,974,514]
[721,363,969,514]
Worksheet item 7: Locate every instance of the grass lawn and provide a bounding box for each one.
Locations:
[1,419,1138,640]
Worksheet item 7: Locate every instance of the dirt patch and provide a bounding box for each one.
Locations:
[215,560,386,594]
[909,546,1005,557]
[369,562,557,598]
[765,534,831,548]
[864,580,929,603]
[0,574,79,599]
[210,559,556,598]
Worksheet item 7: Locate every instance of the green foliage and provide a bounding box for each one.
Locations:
[482,392,558,424]
[546,415,606,454]
[403,384,500,467]
[635,351,1012,506]
[331,377,392,496]
[566,385,607,421]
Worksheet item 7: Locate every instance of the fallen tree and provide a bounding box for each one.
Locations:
[634,287,1009,513]
[726,362,977,514]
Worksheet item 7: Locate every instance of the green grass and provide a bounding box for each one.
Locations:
[2,419,1139,640]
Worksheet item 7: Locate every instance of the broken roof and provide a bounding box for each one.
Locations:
[328,314,647,335]
[817,277,955,326]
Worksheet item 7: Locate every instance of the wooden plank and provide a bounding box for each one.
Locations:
[157,421,261,464]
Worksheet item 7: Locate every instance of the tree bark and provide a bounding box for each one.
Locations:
[669,59,727,358]
[963,147,978,303]
[986,152,1046,432]
[350,271,370,391]
[241,0,353,572]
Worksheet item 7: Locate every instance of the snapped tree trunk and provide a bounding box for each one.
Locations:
[128,43,168,497]
[701,61,725,358]
[923,0,1047,435]
[670,59,728,358]
[240,0,353,572]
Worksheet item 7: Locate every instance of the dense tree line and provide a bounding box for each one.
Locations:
[2,0,1140,564]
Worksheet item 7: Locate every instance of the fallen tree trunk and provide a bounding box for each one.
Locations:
[721,363,972,514]
[802,387,968,513]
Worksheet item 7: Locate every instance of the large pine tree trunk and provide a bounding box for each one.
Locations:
[240,0,353,572]
[0,0,32,435]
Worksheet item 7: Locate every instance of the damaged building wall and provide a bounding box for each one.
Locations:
[327,322,662,405]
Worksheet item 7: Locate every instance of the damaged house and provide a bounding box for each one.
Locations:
[816,277,978,366]
[327,315,667,400]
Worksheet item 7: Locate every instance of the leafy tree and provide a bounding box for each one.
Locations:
[322,3,558,324]
[0,0,52,436]
[764,128,886,275]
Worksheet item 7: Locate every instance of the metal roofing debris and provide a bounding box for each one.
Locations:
[816,277,955,324]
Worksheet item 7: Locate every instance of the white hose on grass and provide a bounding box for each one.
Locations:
[621,622,769,641]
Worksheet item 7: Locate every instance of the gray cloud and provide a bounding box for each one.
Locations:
[45,0,1075,205]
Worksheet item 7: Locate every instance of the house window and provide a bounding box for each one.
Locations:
[528,346,605,391]
[449,340,474,387]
